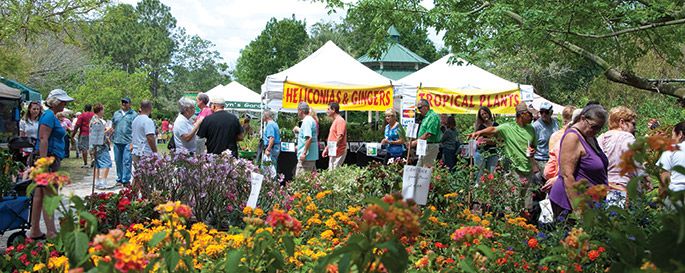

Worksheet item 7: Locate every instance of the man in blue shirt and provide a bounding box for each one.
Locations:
[532,102,559,172]
[111,97,138,186]
[262,110,280,177]
[295,102,318,176]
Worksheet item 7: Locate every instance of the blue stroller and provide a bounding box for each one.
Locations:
[0,136,35,247]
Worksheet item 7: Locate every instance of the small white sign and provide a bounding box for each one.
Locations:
[406,123,419,139]
[401,165,432,205]
[416,139,427,156]
[280,142,295,152]
[327,141,337,157]
[366,143,379,156]
[246,172,264,208]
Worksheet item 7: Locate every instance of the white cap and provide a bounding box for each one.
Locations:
[210,97,225,105]
[47,89,74,102]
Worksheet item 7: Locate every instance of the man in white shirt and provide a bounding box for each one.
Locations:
[131,100,157,164]
[657,121,685,197]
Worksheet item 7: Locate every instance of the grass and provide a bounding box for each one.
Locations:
[61,143,169,182]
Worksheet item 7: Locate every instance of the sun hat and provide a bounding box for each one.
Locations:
[47,89,74,102]
[210,97,225,105]
[515,102,531,115]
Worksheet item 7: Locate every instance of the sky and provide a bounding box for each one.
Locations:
[117,0,442,68]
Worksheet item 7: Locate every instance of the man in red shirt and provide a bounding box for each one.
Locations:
[72,104,95,167]
[322,102,347,170]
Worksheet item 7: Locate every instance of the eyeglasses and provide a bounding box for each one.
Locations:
[540,110,551,115]
[585,119,603,131]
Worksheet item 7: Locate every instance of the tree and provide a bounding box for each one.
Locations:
[319,0,685,99]
[234,17,310,91]
[299,22,358,60]
[168,30,230,96]
[342,0,440,61]
[86,0,176,97]
[70,65,151,119]
[0,0,107,45]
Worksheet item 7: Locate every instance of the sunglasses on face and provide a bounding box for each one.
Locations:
[585,119,603,131]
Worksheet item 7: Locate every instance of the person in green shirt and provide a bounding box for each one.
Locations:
[468,102,541,220]
[411,99,442,167]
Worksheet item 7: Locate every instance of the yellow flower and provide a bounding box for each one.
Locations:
[305,202,318,213]
[325,218,339,230]
[33,263,46,272]
[429,206,437,212]
[205,244,226,257]
[320,230,335,240]
[254,208,264,217]
[48,256,69,271]
[443,192,458,198]
[428,216,439,224]
[481,219,490,226]
[243,206,253,215]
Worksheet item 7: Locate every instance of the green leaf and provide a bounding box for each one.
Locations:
[476,244,495,259]
[363,197,390,210]
[43,195,61,216]
[459,258,478,273]
[77,211,98,235]
[148,231,167,248]
[65,231,89,267]
[166,249,181,272]
[26,183,37,197]
[339,253,351,273]
[71,195,86,211]
[223,250,244,273]
[283,234,295,257]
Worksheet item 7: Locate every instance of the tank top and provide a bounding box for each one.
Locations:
[549,128,608,210]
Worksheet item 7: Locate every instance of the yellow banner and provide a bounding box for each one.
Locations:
[282,81,393,111]
[417,87,521,114]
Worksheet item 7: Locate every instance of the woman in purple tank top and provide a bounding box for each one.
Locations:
[550,105,609,218]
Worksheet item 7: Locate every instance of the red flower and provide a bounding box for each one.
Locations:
[588,250,600,261]
[597,246,605,253]
[174,204,193,219]
[444,258,455,264]
[117,197,131,212]
[527,238,538,248]
[573,263,582,272]
[487,173,495,181]
[434,242,447,249]
[496,258,507,265]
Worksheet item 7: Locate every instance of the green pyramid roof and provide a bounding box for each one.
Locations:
[357,43,429,64]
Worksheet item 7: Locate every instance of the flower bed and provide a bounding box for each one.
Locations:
[1,135,684,273]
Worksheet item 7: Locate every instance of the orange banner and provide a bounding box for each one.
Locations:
[282,81,393,111]
[417,87,521,114]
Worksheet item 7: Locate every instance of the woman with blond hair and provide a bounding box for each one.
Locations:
[381,108,405,162]
[597,106,644,207]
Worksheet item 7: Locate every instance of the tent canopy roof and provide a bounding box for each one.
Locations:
[397,54,518,94]
[0,82,21,99]
[206,81,261,103]
[0,78,41,101]
[262,41,393,112]
[264,41,392,88]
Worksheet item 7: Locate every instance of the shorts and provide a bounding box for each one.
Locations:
[328,150,347,170]
[296,160,316,176]
[78,135,89,151]
[416,143,440,168]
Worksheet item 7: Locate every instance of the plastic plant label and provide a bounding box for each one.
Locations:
[327,141,337,157]
[246,172,264,208]
[416,139,427,156]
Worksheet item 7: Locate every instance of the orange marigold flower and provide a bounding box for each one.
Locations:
[587,250,600,261]
[527,238,538,248]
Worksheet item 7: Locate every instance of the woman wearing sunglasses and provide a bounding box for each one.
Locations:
[549,104,609,219]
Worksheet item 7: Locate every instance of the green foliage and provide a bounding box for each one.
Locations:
[0,150,22,197]
[70,65,151,119]
[234,17,310,91]
[168,31,230,95]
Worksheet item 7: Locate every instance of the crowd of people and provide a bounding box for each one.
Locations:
[16,88,685,239]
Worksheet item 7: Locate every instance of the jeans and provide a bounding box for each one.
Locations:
[474,150,498,185]
[113,143,132,183]
[442,148,457,170]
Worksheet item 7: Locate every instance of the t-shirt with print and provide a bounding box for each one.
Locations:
[197,110,242,156]
[327,115,347,156]
[297,115,319,161]
[496,122,535,173]
[75,112,95,136]
[262,120,281,153]
[131,114,156,156]
[35,109,67,159]
[657,141,685,192]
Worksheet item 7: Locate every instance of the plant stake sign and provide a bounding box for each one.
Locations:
[366,143,379,156]
[402,165,431,205]
[327,141,337,157]
[416,139,427,156]
[246,172,264,208]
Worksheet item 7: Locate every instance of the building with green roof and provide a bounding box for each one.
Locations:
[357,26,430,80]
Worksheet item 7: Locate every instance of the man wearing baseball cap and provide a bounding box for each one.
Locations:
[533,102,559,172]
[197,97,243,156]
[111,97,138,186]
[468,102,540,219]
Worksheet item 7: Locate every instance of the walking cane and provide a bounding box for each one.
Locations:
[91,145,97,195]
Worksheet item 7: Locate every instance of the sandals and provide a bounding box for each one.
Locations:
[29,233,46,241]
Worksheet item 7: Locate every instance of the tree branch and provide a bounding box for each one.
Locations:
[504,10,685,99]
[564,18,685,39]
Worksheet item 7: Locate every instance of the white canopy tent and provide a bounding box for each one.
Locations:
[396,54,520,102]
[261,41,394,113]
[206,81,262,112]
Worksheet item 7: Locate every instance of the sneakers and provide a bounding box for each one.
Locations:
[95,179,107,190]
[80,164,90,168]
